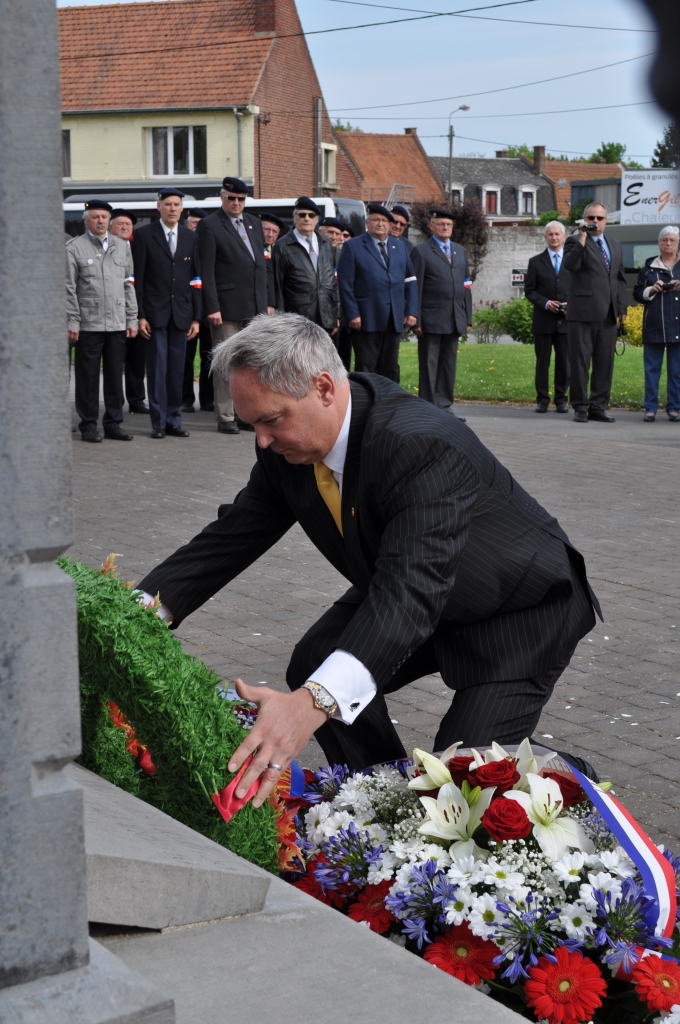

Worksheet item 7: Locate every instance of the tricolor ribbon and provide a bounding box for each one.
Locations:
[464,277,472,290]
[190,276,202,289]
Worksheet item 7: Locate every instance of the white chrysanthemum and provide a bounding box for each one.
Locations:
[304,803,332,847]
[469,893,503,939]
[447,854,487,887]
[367,850,397,885]
[444,885,473,926]
[387,933,407,948]
[579,871,623,911]
[552,851,587,886]
[586,847,637,879]
[500,883,532,907]
[652,1005,680,1024]
[366,823,389,845]
[483,858,525,890]
[394,861,415,889]
[390,837,423,864]
[559,902,596,940]
[413,844,452,870]
[322,809,353,838]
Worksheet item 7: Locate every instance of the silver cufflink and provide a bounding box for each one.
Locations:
[349,700,360,712]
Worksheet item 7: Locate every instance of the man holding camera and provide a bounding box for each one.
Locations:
[525,220,571,414]
[563,203,627,423]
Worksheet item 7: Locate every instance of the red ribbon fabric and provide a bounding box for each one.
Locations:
[212,753,261,824]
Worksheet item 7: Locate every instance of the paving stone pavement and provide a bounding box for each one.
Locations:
[69,396,680,847]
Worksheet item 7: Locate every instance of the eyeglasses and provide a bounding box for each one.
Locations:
[225,194,246,202]
[586,215,605,221]
[296,211,317,219]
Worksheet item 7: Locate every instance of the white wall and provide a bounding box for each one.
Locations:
[472,225,546,305]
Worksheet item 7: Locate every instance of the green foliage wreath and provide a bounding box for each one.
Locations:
[59,557,279,874]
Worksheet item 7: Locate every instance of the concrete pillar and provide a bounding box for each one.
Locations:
[0,2,172,1020]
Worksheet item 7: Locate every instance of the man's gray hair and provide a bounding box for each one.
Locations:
[211,312,348,399]
[543,220,566,236]
[583,201,608,217]
[82,208,110,224]
[659,225,680,240]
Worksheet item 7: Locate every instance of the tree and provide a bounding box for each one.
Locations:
[587,142,627,164]
[332,118,362,132]
[506,144,533,159]
[410,198,489,281]
[652,122,680,168]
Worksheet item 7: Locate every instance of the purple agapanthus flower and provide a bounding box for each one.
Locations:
[303,764,350,805]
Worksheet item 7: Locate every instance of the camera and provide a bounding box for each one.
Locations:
[581,222,598,234]
[662,280,675,293]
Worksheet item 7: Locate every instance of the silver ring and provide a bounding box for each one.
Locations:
[266,762,283,772]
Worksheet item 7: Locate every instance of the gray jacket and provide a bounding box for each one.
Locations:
[65,232,138,332]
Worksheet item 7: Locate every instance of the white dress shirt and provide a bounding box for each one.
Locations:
[293,228,317,262]
[159,220,177,253]
[87,230,109,252]
[544,247,564,309]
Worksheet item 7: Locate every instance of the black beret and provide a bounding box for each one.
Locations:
[319,217,345,231]
[430,209,455,221]
[110,208,137,225]
[157,187,185,200]
[366,203,395,223]
[259,212,286,231]
[392,204,410,222]
[222,176,248,194]
[340,221,355,237]
[84,199,113,213]
[186,207,208,219]
[294,196,321,215]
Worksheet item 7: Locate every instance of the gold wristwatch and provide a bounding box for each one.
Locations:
[302,680,339,719]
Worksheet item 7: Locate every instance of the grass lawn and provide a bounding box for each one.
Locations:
[397,341,658,410]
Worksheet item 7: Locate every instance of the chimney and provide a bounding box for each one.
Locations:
[254,0,276,35]
[533,145,546,174]
[495,150,508,159]
[404,127,418,135]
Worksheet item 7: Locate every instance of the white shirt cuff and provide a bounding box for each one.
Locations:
[642,286,654,301]
[308,650,377,725]
[135,590,174,623]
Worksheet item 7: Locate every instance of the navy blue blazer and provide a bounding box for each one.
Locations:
[131,221,201,330]
[337,232,418,332]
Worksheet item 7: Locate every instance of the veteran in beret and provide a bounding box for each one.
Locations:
[272,197,339,335]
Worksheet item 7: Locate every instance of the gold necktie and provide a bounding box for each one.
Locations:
[314,462,343,535]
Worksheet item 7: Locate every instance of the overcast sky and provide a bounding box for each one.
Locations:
[57,0,667,164]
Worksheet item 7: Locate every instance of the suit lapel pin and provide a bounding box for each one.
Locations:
[351,507,355,517]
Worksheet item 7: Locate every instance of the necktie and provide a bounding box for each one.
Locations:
[167,230,176,256]
[444,244,451,262]
[553,252,561,275]
[236,218,255,260]
[314,462,343,536]
[596,238,611,271]
[308,238,318,271]
[379,241,389,268]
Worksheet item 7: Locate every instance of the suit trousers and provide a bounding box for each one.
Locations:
[182,324,214,409]
[417,333,459,408]
[567,313,617,413]
[286,602,581,772]
[335,326,353,371]
[74,330,126,433]
[644,343,680,414]
[124,336,147,409]
[209,320,247,422]
[144,320,187,432]
[353,329,401,382]
[533,331,569,406]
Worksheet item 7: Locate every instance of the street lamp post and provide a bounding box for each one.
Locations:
[447,105,470,202]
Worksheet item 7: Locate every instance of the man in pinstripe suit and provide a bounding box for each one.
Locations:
[138,313,601,808]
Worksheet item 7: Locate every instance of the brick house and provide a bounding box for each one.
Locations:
[336,128,445,206]
[58,0,362,199]
[429,147,556,223]
[538,159,622,218]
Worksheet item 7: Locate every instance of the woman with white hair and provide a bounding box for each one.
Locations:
[633,224,680,421]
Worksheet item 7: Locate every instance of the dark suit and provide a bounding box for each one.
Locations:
[524,249,571,407]
[132,222,201,432]
[337,233,418,381]
[197,208,274,424]
[563,232,628,413]
[139,374,600,769]
[412,238,471,410]
[273,231,339,331]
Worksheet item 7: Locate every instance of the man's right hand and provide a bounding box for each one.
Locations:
[546,300,562,313]
[138,318,152,339]
[207,312,223,328]
[349,317,361,330]
[68,329,79,343]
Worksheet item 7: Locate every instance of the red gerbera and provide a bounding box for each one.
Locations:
[525,946,607,1024]
[347,881,395,934]
[293,870,345,908]
[423,923,499,986]
[631,954,680,1013]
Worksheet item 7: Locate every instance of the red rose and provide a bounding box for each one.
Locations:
[447,756,475,786]
[481,798,532,841]
[543,771,586,808]
[467,760,520,795]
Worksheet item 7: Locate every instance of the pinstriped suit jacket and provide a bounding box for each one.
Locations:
[139,375,601,691]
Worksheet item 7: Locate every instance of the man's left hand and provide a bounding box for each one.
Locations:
[618,314,627,323]
[404,315,417,327]
[267,306,276,316]
[126,327,138,339]
[187,320,200,340]
[228,680,328,808]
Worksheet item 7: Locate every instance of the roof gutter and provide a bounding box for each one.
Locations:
[61,105,259,117]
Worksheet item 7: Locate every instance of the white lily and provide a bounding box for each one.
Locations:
[418,781,496,851]
[504,772,594,861]
[470,738,559,791]
[408,748,454,791]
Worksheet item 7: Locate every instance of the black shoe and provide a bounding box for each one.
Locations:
[129,403,150,414]
[573,411,588,423]
[81,430,102,443]
[555,403,569,414]
[217,421,240,434]
[181,404,196,413]
[235,415,255,432]
[166,425,190,437]
[535,403,548,414]
[588,409,615,423]
[200,402,215,412]
[104,427,134,441]
[150,429,166,439]
[556,749,600,783]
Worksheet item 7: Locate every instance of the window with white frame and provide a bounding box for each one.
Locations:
[482,186,500,215]
[321,143,337,187]
[450,183,464,205]
[518,186,538,216]
[147,126,207,177]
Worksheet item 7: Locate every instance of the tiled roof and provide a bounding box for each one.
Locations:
[429,156,547,188]
[337,132,444,203]
[540,161,622,216]
[59,0,273,112]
